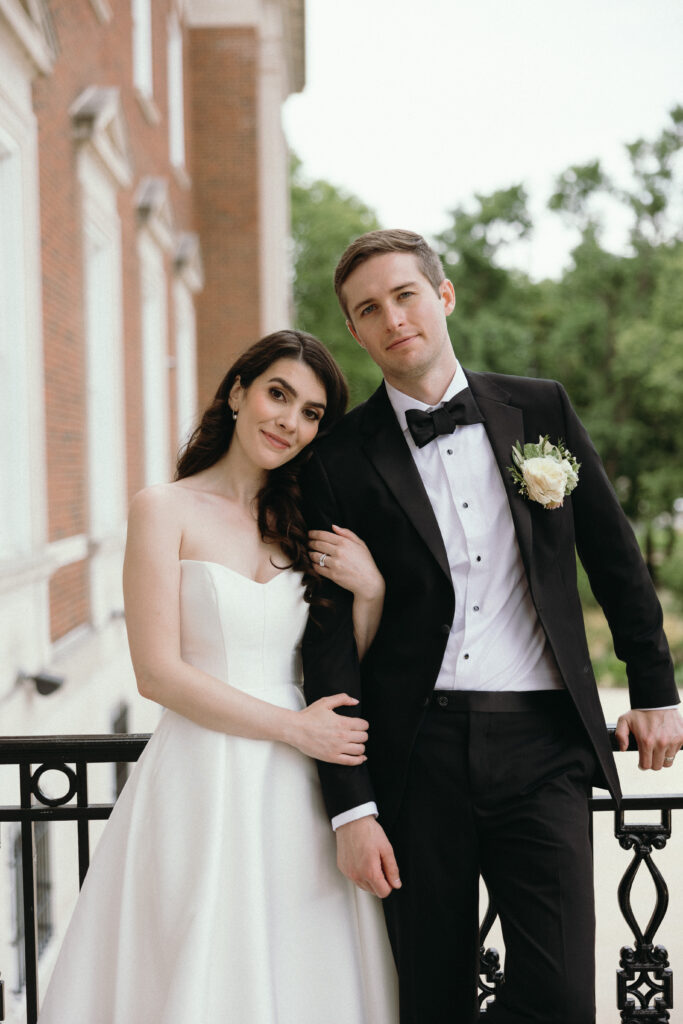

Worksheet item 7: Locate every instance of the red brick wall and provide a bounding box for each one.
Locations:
[49,561,89,643]
[34,0,198,635]
[33,4,271,642]
[188,27,261,407]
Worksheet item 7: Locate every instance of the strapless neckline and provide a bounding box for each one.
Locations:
[180,558,295,587]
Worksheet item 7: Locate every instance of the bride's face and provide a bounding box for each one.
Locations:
[229,357,327,470]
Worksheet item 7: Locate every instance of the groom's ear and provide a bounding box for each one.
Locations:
[346,319,364,348]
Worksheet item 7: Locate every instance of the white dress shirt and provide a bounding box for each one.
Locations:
[386,365,563,694]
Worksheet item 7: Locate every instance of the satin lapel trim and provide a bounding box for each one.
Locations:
[360,387,451,581]
[467,375,534,578]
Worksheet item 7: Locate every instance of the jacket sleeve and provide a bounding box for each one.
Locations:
[300,451,377,819]
[558,382,679,709]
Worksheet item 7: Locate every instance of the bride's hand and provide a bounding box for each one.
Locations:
[292,694,369,765]
[308,525,385,601]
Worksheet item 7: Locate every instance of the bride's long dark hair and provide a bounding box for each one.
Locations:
[176,330,348,602]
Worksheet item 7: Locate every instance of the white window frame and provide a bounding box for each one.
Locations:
[173,279,198,448]
[80,154,127,544]
[139,232,171,486]
[0,26,51,697]
[0,129,33,561]
[131,0,160,123]
[70,88,133,631]
[167,10,187,179]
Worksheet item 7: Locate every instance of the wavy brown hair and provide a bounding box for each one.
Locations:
[176,330,348,602]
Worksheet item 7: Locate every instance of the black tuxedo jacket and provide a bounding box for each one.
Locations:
[301,370,678,828]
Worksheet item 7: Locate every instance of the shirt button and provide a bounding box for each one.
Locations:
[463,653,470,660]
[446,449,453,455]
[476,555,482,562]
[473,605,479,611]
[462,502,469,508]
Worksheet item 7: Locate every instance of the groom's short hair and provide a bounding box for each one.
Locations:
[334,229,445,320]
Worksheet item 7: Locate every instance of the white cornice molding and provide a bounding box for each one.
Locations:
[70,86,134,188]
[0,0,56,74]
[174,231,204,292]
[136,176,175,253]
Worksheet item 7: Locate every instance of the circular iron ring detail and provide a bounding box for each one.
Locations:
[30,761,78,807]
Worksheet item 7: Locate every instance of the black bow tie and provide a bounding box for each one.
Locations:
[405,390,485,448]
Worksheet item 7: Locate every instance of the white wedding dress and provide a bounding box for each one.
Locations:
[38,560,398,1024]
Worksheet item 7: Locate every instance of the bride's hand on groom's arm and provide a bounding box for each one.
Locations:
[308,525,385,660]
[290,694,369,765]
[308,526,384,601]
[336,817,402,899]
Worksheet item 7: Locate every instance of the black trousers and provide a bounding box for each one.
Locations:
[382,691,597,1024]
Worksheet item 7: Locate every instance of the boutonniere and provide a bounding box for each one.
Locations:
[508,436,580,509]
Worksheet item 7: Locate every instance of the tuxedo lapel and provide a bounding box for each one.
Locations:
[465,371,534,579]
[360,385,451,581]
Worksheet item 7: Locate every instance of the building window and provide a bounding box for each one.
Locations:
[132,0,153,98]
[11,823,53,993]
[173,280,198,446]
[83,211,126,541]
[167,11,186,173]
[139,234,171,485]
[0,133,32,561]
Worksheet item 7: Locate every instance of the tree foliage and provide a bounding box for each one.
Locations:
[432,108,683,575]
[290,155,382,405]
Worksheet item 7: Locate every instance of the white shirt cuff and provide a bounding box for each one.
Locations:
[331,802,378,831]
[636,704,679,711]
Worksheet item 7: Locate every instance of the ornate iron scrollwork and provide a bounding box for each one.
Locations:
[478,893,503,1012]
[615,809,673,1022]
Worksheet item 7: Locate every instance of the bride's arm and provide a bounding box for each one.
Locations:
[308,526,385,660]
[123,487,368,765]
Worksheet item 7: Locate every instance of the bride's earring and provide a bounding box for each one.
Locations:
[232,408,238,421]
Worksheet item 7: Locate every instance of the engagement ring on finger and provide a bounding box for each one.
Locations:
[319,553,327,568]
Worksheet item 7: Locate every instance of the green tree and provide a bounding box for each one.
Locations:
[431,109,683,583]
[543,108,683,576]
[290,155,382,405]
[434,184,541,377]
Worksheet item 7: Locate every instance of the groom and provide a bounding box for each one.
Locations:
[301,229,682,1023]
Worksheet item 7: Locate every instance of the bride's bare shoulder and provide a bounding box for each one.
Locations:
[128,481,200,527]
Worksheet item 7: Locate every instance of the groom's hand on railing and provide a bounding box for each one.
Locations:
[335,816,402,899]
[615,707,683,771]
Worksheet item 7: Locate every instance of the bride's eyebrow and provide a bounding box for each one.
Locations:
[268,376,326,411]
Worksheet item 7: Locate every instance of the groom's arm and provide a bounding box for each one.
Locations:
[301,451,403,895]
[301,450,378,818]
[557,383,683,765]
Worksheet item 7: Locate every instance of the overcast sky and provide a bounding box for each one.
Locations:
[283,0,683,280]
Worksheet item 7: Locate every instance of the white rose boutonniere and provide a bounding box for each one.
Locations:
[509,436,580,510]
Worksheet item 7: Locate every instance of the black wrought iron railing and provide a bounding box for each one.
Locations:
[0,731,681,1024]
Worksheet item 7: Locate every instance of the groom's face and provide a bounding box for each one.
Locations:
[342,252,456,390]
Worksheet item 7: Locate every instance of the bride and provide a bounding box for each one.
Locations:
[37,330,398,1024]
